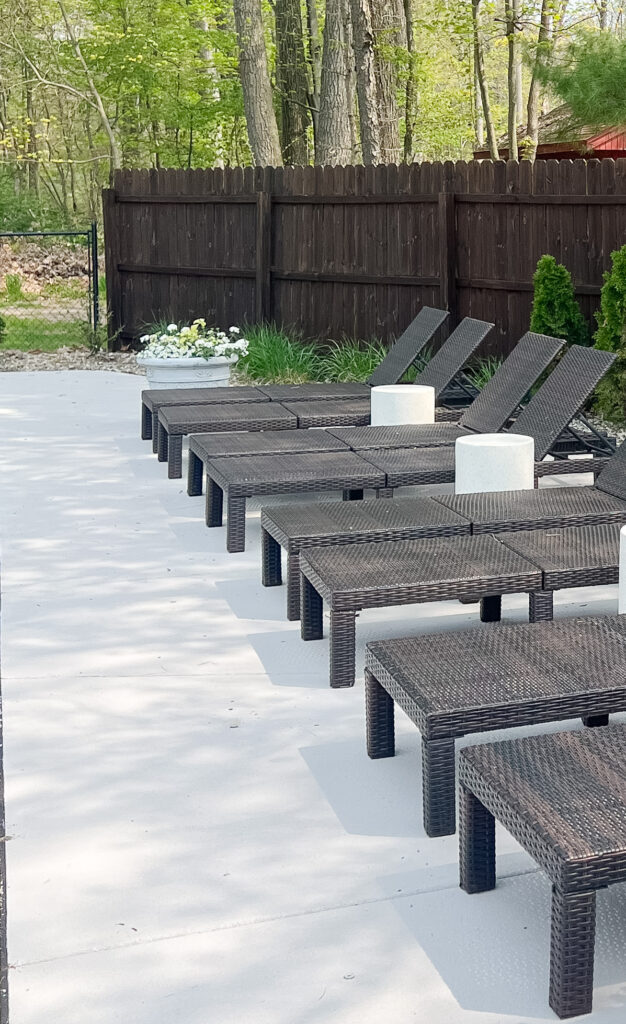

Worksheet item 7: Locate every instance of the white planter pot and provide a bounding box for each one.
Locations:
[136,355,237,390]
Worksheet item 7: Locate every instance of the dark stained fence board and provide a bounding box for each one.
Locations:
[104,160,626,354]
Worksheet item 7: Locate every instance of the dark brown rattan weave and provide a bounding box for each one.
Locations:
[157,403,297,478]
[327,424,469,450]
[141,385,267,448]
[367,305,449,386]
[260,496,470,619]
[186,429,349,496]
[459,724,626,1017]
[365,615,626,838]
[203,451,387,552]
[256,382,370,401]
[281,398,372,428]
[298,535,542,687]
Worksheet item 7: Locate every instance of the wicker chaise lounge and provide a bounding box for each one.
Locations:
[140,304,448,445]
[278,316,494,429]
[459,725,626,1017]
[298,520,625,688]
[364,615,626,837]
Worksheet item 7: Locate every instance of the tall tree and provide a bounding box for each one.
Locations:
[275,0,310,163]
[232,0,283,165]
[505,0,520,159]
[316,0,353,164]
[371,0,404,161]
[403,0,418,161]
[524,0,564,162]
[472,0,499,159]
[350,0,381,163]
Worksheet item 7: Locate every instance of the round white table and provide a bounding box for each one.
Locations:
[455,433,535,495]
[370,384,435,426]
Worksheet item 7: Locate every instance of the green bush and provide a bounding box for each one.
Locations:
[237,323,320,383]
[464,355,503,390]
[530,255,589,346]
[0,313,5,344]
[4,274,28,303]
[593,244,626,423]
[319,338,387,382]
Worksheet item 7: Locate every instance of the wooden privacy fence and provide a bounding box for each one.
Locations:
[103,159,626,356]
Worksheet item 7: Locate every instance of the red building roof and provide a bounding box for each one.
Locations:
[473,105,626,160]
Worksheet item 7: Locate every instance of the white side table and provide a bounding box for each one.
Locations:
[619,524,626,614]
[370,385,435,426]
[455,433,535,494]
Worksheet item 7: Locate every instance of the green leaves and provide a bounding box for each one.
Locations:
[530,254,589,347]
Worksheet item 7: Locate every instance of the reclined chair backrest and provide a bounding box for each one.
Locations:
[509,346,616,460]
[416,317,494,399]
[367,306,449,387]
[596,437,626,501]
[459,332,565,435]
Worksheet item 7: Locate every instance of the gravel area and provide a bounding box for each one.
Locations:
[0,346,144,375]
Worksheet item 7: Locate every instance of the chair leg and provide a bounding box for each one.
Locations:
[286,552,301,621]
[480,595,501,622]
[157,421,169,462]
[262,528,282,586]
[459,785,495,894]
[167,434,183,479]
[141,402,152,440]
[422,737,457,837]
[206,478,223,527]
[365,670,395,758]
[376,487,394,499]
[583,714,609,728]
[152,411,159,453]
[549,887,596,1019]
[301,576,323,641]
[226,495,247,553]
[530,590,554,622]
[343,489,363,501]
[187,450,204,496]
[329,609,357,688]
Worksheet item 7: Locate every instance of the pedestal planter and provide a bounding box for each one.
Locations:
[370,385,435,426]
[455,433,534,494]
[136,355,237,390]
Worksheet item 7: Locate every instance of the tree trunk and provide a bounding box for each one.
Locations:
[275,0,310,163]
[371,0,403,162]
[316,0,352,164]
[350,0,381,163]
[524,0,559,161]
[505,0,520,159]
[403,0,418,161]
[472,0,499,160]
[305,0,322,138]
[232,0,283,165]
[474,59,484,146]
[598,0,609,30]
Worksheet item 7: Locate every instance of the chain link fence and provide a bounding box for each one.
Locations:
[0,227,100,352]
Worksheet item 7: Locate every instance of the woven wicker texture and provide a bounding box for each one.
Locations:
[460,724,626,876]
[257,382,370,401]
[367,306,449,386]
[206,450,386,493]
[459,332,564,433]
[328,423,468,450]
[299,534,541,606]
[261,495,469,547]
[435,484,626,534]
[281,398,371,428]
[142,385,267,412]
[365,615,626,734]
[360,445,456,486]
[509,346,616,459]
[596,438,626,501]
[500,522,620,588]
[189,428,349,460]
[158,402,297,433]
[417,318,494,396]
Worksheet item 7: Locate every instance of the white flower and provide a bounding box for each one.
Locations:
[140,335,149,343]
[167,323,178,332]
[180,326,190,335]
[229,326,240,334]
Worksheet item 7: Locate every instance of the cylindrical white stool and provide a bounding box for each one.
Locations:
[455,433,535,494]
[370,385,435,426]
[618,525,626,614]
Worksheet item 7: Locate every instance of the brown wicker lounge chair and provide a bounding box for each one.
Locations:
[365,614,626,836]
[459,725,626,1017]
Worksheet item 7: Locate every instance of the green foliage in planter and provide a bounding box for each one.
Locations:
[593,244,626,423]
[529,255,589,346]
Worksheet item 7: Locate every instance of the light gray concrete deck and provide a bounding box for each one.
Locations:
[1,370,625,1023]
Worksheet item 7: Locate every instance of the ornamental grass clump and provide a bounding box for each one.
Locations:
[139,319,248,360]
[235,323,319,382]
[530,255,589,346]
